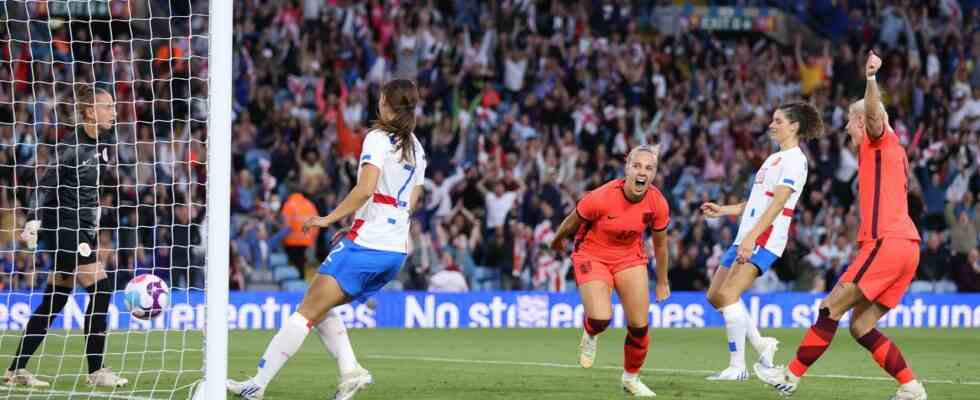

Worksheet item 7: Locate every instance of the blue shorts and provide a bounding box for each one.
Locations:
[719,244,779,273]
[318,239,406,303]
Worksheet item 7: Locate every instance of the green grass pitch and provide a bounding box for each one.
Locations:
[1,328,977,399]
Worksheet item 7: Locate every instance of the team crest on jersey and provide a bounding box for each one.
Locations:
[642,212,654,228]
[579,260,592,274]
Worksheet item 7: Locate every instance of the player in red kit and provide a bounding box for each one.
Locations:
[756,52,927,400]
[550,145,671,397]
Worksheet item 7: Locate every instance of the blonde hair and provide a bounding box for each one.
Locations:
[627,144,660,164]
[849,99,889,124]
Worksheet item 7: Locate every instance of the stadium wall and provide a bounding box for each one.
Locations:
[2,291,980,330]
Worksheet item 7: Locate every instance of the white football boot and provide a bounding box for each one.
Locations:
[621,374,657,397]
[890,380,927,400]
[754,363,799,397]
[332,366,373,400]
[755,337,780,369]
[87,368,129,387]
[227,378,265,400]
[2,369,50,388]
[706,366,750,381]
[579,331,598,368]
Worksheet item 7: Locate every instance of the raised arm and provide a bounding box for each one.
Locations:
[864,51,886,140]
[475,176,490,196]
[444,166,466,189]
[513,175,527,194]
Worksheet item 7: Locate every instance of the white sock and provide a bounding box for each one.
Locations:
[719,302,748,370]
[315,308,359,375]
[622,371,638,380]
[736,300,765,351]
[253,313,311,387]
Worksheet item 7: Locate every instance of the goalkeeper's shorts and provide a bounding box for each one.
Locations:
[318,238,406,303]
[38,223,98,272]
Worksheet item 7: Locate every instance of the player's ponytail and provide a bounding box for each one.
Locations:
[372,79,419,165]
[778,101,824,140]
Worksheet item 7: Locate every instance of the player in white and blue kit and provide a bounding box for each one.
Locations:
[228,79,426,400]
[699,102,824,381]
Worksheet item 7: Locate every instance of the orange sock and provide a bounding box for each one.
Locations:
[624,325,649,374]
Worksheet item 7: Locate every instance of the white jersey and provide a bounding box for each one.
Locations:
[348,129,427,253]
[733,146,807,256]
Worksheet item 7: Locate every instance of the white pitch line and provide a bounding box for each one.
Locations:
[363,354,980,386]
[1,386,160,400]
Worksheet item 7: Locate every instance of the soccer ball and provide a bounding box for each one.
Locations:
[124,274,170,320]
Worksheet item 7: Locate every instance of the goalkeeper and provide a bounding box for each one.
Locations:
[4,84,128,388]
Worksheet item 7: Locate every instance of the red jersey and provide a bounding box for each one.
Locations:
[572,179,670,264]
[857,127,920,244]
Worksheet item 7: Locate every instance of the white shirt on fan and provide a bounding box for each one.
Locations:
[733,146,808,257]
[350,129,427,253]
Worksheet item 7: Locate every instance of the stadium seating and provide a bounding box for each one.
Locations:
[281,279,309,292]
[273,265,300,283]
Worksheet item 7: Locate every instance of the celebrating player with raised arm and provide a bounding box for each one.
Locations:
[4,84,128,388]
[228,79,427,400]
[550,145,670,397]
[699,102,823,381]
[756,52,927,400]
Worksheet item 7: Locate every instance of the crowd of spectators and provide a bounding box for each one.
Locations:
[0,1,978,296]
[224,0,980,294]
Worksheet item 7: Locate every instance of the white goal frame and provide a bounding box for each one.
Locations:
[205,0,231,398]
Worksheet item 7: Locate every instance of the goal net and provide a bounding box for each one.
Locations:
[0,1,228,399]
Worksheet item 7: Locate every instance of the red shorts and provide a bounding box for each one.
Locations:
[840,238,920,309]
[571,254,647,287]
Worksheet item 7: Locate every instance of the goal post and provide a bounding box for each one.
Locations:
[205,0,231,397]
[0,0,230,399]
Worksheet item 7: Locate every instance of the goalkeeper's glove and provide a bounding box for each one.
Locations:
[21,220,40,249]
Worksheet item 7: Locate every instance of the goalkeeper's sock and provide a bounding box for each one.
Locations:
[856,328,916,384]
[9,284,73,371]
[719,301,748,369]
[623,325,649,374]
[314,308,359,375]
[788,308,839,378]
[253,313,312,387]
[84,279,113,374]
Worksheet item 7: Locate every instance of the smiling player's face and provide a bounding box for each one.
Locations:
[846,107,867,146]
[625,150,656,199]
